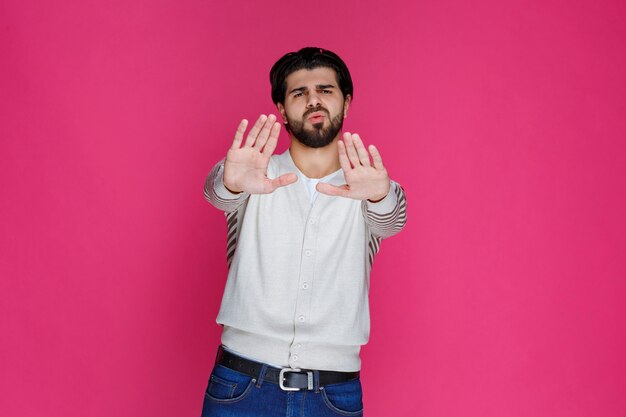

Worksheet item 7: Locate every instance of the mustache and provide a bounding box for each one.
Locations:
[303,106,329,118]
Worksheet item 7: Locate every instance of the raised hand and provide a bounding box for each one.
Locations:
[223,114,297,194]
[316,132,390,202]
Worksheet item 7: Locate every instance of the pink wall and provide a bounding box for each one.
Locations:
[1,1,625,416]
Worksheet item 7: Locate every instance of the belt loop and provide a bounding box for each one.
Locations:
[214,345,224,364]
[256,364,267,388]
[313,369,321,393]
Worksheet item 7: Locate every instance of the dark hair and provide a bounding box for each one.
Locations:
[269,47,353,105]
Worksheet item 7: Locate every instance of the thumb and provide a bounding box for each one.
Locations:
[316,183,349,197]
[267,173,298,192]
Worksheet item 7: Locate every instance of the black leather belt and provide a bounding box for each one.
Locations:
[215,346,360,391]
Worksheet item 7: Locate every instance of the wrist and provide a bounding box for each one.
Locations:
[367,193,388,203]
[223,180,243,194]
[367,184,391,203]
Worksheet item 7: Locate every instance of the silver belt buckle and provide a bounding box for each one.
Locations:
[279,368,314,391]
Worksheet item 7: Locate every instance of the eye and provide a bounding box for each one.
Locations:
[321,90,332,94]
[293,92,303,97]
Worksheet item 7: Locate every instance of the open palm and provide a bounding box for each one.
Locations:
[223,114,297,194]
[316,132,390,202]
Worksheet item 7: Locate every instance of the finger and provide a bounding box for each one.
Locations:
[369,145,385,170]
[316,182,350,197]
[352,134,371,167]
[230,119,248,150]
[261,122,281,157]
[267,172,298,191]
[337,140,352,172]
[253,114,277,150]
[343,133,361,167]
[243,114,267,147]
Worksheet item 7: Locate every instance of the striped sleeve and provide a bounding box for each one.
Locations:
[203,159,250,213]
[362,180,407,239]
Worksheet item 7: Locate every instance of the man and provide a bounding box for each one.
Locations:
[201,47,407,416]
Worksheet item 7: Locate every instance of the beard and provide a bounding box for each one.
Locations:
[286,107,344,149]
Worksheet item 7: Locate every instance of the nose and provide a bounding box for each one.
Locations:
[306,91,321,108]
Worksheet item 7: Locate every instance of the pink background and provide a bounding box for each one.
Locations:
[1,1,625,416]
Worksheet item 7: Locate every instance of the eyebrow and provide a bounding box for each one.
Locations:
[288,84,337,94]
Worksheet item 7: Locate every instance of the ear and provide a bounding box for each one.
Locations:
[277,103,288,124]
[343,95,352,118]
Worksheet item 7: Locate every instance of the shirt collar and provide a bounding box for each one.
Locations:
[277,149,345,186]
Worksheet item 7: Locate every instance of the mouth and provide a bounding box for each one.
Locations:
[307,111,326,124]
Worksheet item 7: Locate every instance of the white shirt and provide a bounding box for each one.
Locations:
[204,150,407,371]
[296,168,342,206]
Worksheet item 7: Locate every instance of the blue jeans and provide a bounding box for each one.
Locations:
[200,363,364,416]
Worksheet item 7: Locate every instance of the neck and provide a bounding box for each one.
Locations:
[289,136,341,178]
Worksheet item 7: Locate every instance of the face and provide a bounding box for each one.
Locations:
[278,67,351,148]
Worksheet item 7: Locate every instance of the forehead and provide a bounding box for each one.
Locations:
[284,67,339,89]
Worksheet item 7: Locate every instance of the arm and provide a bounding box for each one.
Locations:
[203,159,250,213]
[362,180,407,239]
[317,132,408,238]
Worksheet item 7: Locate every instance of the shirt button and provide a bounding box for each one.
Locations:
[295,344,301,349]
[305,250,312,257]
[298,315,305,322]
[292,355,299,361]
[309,219,316,225]
[302,283,309,289]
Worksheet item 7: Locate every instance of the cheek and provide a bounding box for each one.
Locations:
[286,105,304,119]
[326,97,343,110]
[327,103,343,117]
[286,109,298,120]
